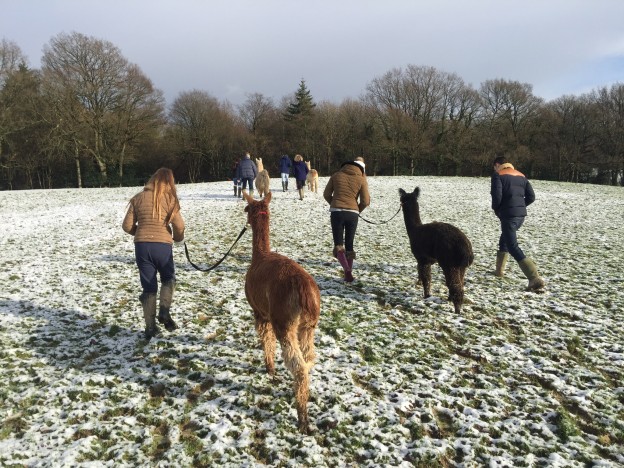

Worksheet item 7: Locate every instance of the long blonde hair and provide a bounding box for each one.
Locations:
[147,168,180,222]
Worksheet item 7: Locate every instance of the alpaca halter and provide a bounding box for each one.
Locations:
[258,211,268,215]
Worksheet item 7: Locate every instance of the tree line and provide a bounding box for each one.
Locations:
[1,33,623,190]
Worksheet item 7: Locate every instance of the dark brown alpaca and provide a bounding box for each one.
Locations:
[242,190,321,433]
[399,187,474,313]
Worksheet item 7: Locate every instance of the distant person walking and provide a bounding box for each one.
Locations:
[279,154,292,192]
[292,154,309,200]
[491,155,545,290]
[235,152,258,198]
[122,167,185,340]
[231,158,241,197]
[323,157,370,282]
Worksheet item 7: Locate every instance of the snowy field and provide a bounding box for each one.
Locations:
[0,176,623,467]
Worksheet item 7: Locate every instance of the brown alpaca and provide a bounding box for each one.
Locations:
[254,158,271,198]
[399,187,474,313]
[242,191,321,433]
[304,161,319,193]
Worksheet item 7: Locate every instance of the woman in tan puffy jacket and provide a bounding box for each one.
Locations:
[323,157,370,282]
[123,168,185,339]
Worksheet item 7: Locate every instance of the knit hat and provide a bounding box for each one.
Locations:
[353,157,365,172]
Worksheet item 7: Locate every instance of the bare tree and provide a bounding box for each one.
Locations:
[0,38,28,87]
[478,79,543,141]
[593,83,624,185]
[169,90,235,182]
[40,32,162,186]
[238,92,277,157]
[110,64,165,182]
[365,65,465,174]
[0,39,29,186]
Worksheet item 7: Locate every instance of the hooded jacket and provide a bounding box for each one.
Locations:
[122,184,185,243]
[279,155,292,174]
[491,163,535,218]
[323,161,370,213]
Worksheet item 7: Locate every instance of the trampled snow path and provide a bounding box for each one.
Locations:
[1,176,623,466]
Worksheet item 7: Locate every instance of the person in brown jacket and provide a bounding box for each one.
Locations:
[323,157,370,282]
[122,168,185,339]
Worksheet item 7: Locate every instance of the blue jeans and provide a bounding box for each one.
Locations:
[498,217,526,261]
[135,242,175,293]
[330,211,359,252]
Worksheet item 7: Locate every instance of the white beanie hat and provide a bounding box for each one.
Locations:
[353,159,365,173]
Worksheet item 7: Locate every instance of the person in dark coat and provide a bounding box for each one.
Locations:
[279,154,292,192]
[292,154,309,200]
[235,152,258,198]
[231,158,241,197]
[491,155,545,290]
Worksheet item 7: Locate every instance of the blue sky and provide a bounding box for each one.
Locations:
[3,0,624,106]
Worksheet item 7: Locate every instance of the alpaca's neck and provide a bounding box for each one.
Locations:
[251,222,271,256]
[403,207,422,232]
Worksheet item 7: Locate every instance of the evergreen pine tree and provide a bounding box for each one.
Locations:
[284,79,316,120]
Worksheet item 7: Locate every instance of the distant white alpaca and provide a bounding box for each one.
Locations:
[305,161,319,193]
[254,158,270,198]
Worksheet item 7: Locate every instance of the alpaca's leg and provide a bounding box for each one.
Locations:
[279,328,310,434]
[298,324,316,365]
[255,315,276,375]
[443,267,464,314]
[294,366,310,434]
[417,262,432,297]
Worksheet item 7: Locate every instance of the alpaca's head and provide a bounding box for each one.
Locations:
[255,158,264,172]
[305,161,311,170]
[244,190,271,225]
[399,187,420,206]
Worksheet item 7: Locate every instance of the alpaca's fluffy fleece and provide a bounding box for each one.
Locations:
[243,191,320,433]
[253,158,270,197]
[399,187,473,313]
[305,161,319,193]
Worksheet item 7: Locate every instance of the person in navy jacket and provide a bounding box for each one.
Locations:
[235,152,258,198]
[292,154,309,200]
[279,154,292,192]
[491,155,545,290]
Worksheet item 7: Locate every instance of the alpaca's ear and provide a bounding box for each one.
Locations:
[242,191,252,203]
[399,188,406,197]
[265,191,272,204]
[414,187,420,198]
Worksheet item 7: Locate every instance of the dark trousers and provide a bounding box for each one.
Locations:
[330,211,359,252]
[241,177,254,190]
[296,179,306,190]
[498,216,526,261]
[135,242,175,293]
